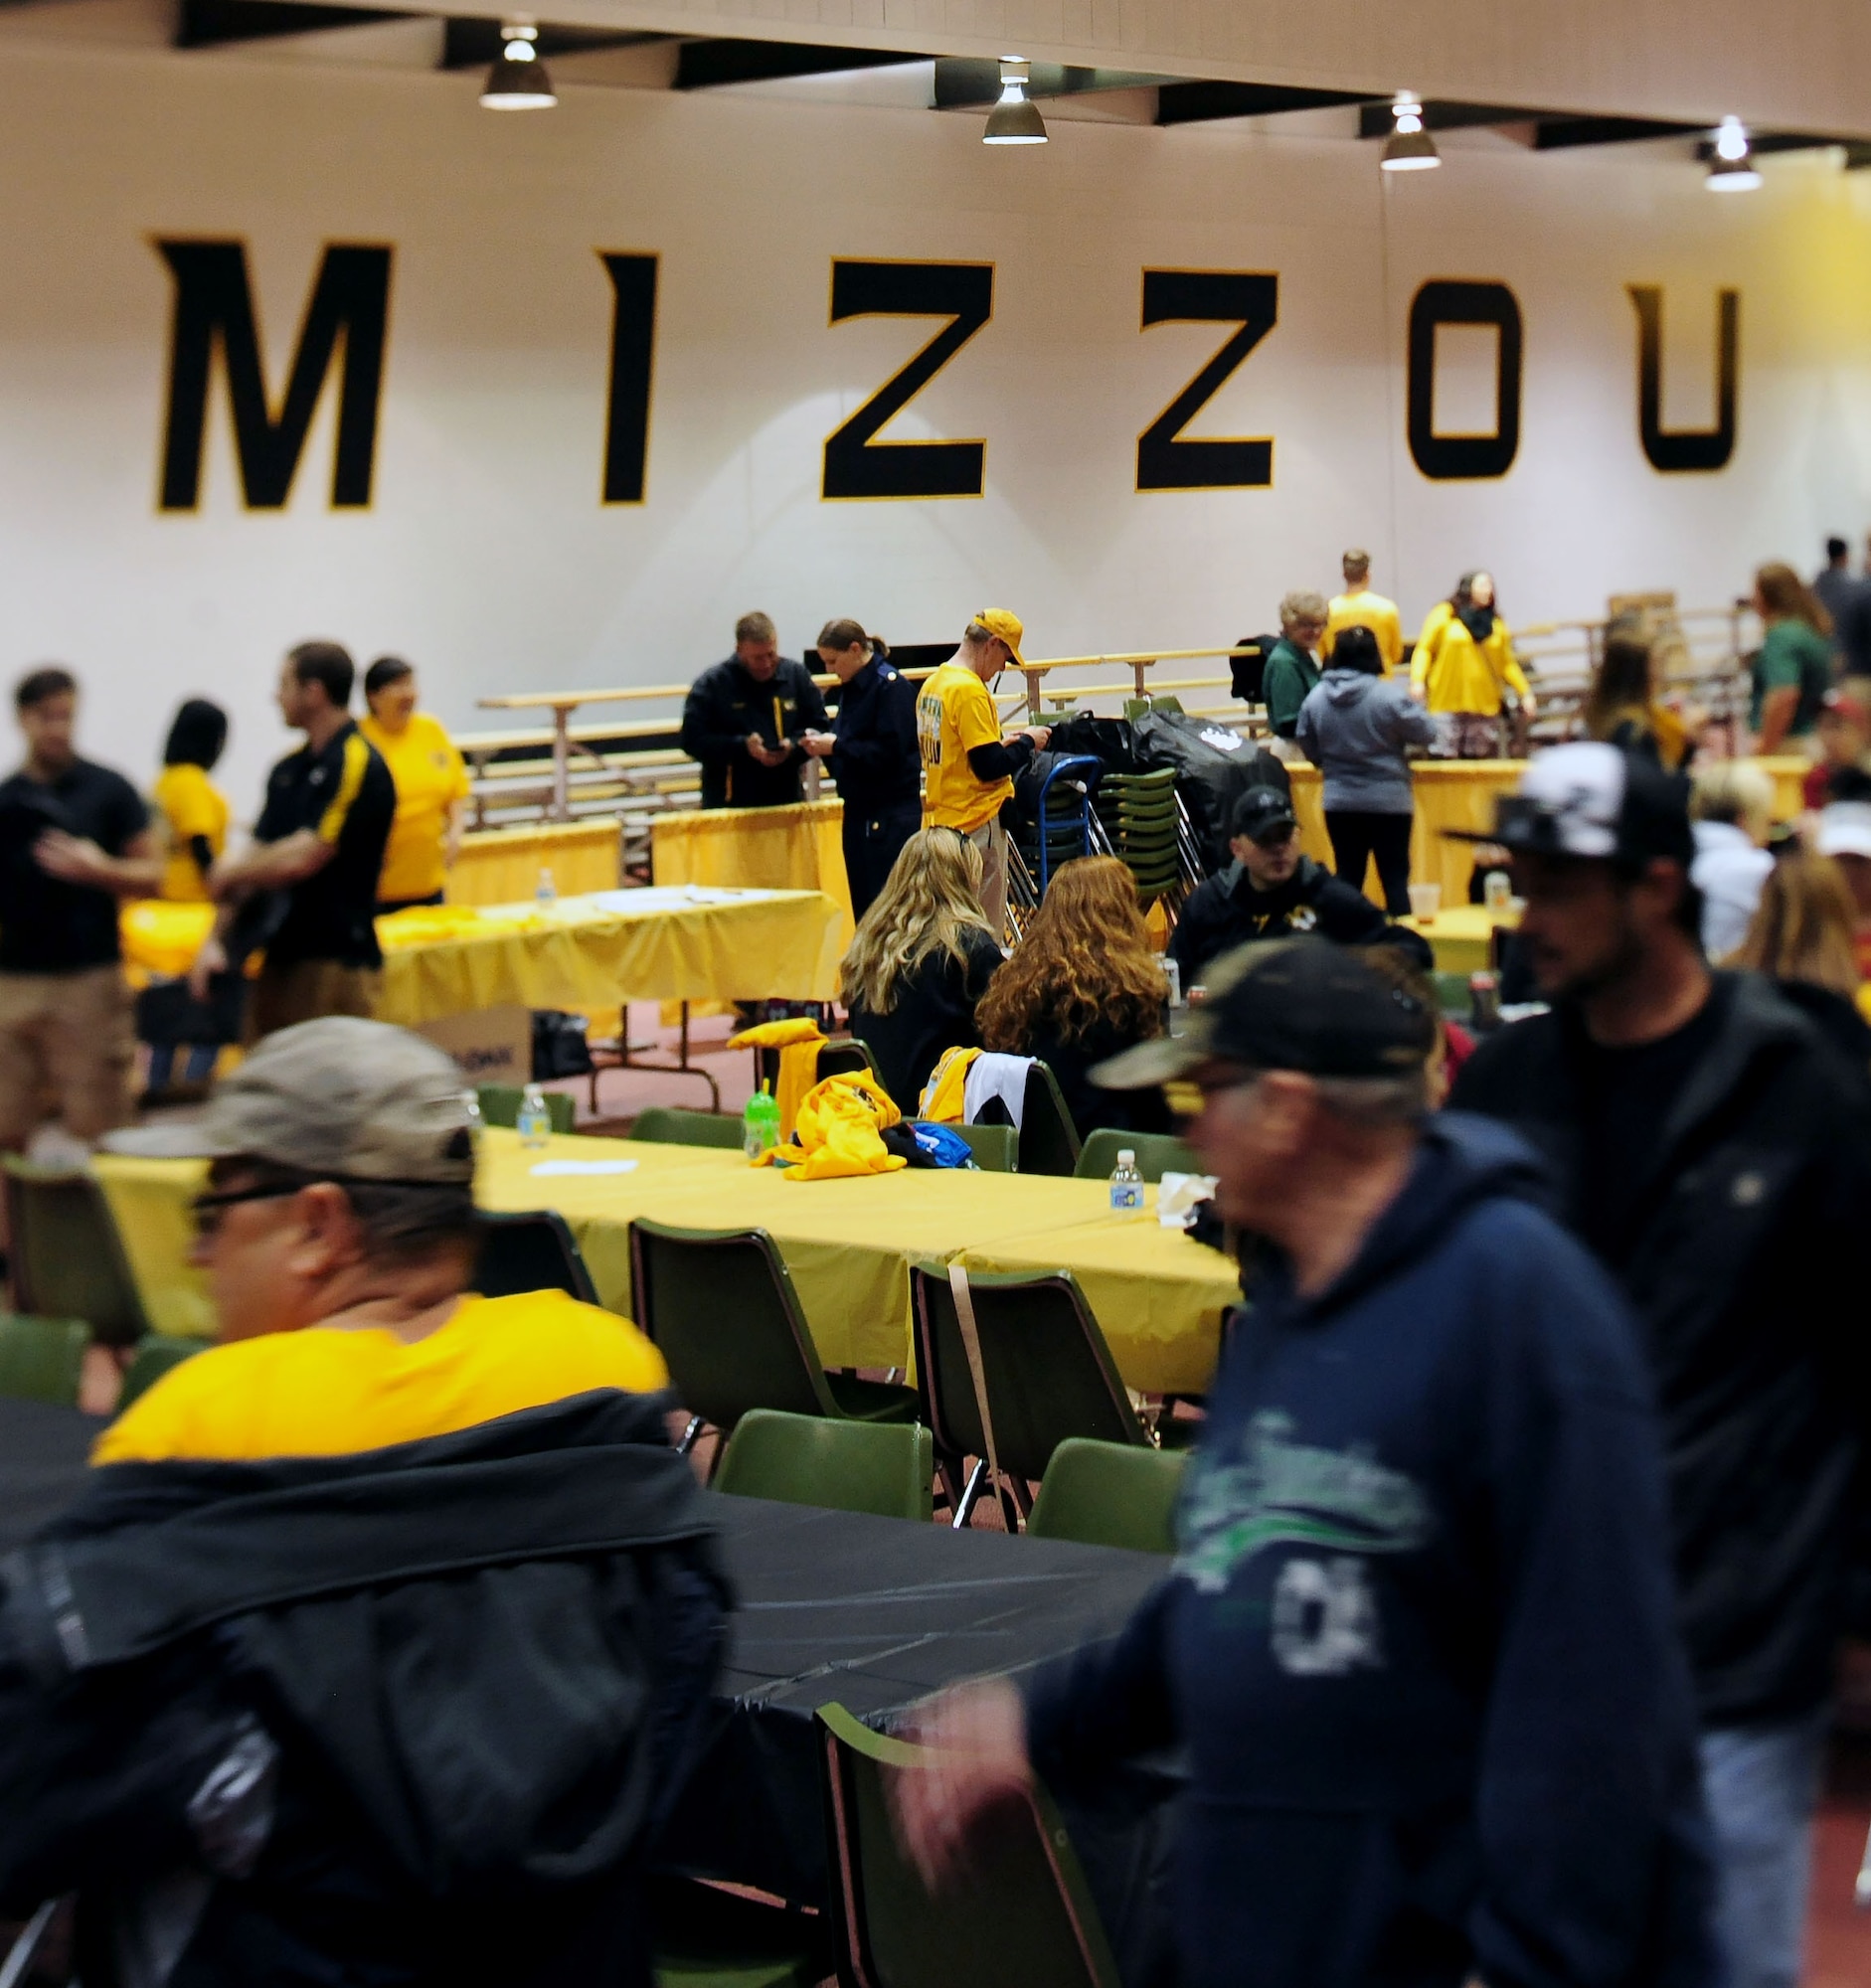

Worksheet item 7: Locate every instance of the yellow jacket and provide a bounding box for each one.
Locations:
[1411,602,1529,716]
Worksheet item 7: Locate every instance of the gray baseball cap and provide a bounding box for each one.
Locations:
[103,1017,475,1184]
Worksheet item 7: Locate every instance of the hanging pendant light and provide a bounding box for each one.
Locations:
[1381,93,1440,172]
[481,19,557,111]
[983,58,1047,145]
[1706,116,1762,191]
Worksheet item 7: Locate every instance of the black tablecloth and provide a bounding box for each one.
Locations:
[0,1401,1178,1979]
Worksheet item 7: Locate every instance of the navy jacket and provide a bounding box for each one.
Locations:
[1025,1115,1716,1988]
[680,657,828,809]
[1169,855,1432,987]
[826,656,921,816]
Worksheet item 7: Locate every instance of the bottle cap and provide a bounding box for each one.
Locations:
[1118,1149,1135,1166]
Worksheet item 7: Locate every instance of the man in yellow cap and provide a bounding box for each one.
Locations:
[916,610,1050,936]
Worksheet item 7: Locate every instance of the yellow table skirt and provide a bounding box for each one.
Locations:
[1401,903,1521,977]
[452,820,621,906]
[1286,761,1525,907]
[94,1128,1237,1391]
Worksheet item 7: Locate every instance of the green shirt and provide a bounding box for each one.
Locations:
[1262,638,1321,740]
[1751,619,1831,736]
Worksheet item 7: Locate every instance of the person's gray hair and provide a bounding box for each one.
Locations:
[962,619,994,647]
[1309,1069,1429,1127]
[1342,548,1371,578]
[1279,590,1328,628]
[735,610,777,647]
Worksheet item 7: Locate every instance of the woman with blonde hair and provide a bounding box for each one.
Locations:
[1750,562,1833,755]
[1731,848,1871,1064]
[841,829,1003,1108]
[975,856,1174,1139]
[1583,626,1693,773]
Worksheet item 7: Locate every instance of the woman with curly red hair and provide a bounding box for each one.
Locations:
[974,855,1174,1140]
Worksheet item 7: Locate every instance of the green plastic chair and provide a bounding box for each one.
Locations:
[476,1084,577,1135]
[1013,1063,1082,1177]
[1433,970,1472,1018]
[116,1333,205,1412]
[944,1121,1017,1172]
[816,1703,1120,1988]
[1073,1129,1201,1185]
[2,1159,152,1350]
[631,1106,745,1150]
[715,1408,935,1520]
[651,1872,829,1988]
[629,1220,917,1444]
[1027,1437,1189,1554]
[909,1264,1152,1527]
[0,1314,89,1407]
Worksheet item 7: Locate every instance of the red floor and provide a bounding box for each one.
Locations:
[1808,1740,1871,1985]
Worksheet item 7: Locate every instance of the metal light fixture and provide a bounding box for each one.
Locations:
[983,58,1047,145]
[1706,115,1762,191]
[1380,93,1440,172]
[480,19,557,111]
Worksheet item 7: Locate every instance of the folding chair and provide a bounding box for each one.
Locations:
[715,1409,934,1521]
[629,1221,916,1450]
[944,1121,1017,1172]
[817,1703,1120,1988]
[631,1106,745,1150]
[1074,1128,1201,1184]
[1016,1062,1082,1177]
[909,1263,1152,1528]
[650,1873,829,1987]
[476,1084,577,1135]
[1027,1437,1188,1554]
[473,1209,599,1303]
[0,1314,89,1407]
[2,1159,152,1349]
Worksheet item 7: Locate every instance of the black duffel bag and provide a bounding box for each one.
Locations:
[1130,712,1289,872]
[532,1009,595,1080]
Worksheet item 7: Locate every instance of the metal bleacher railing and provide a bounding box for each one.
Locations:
[460,600,1761,871]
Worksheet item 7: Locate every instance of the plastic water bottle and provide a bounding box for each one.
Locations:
[536,867,557,907]
[743,1081,780,1159]
[1108,1148,1144,1216]
[1163,957,1182,1008]
[516,1082,553,1149]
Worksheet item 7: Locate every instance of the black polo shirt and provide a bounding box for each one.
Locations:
[255,723,396,970]
[0,758,147,974]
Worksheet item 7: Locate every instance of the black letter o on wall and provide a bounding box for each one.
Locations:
[1407,280,1523,481]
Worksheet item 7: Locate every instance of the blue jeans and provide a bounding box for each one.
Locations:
[1698,1710,1830,1988]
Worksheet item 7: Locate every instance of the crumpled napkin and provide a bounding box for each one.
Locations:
[1156,1170,1219,1230]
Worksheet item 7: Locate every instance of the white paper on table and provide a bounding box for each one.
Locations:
[1157,1170,1219,1229]
[527,1159,639,1177]
[584,887,774,915]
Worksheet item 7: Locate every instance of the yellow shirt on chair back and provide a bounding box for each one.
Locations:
[92,1289,669,1464]
[153,763,230,903]
[918,661,1009,834]
[1321,589,1405,676]
[360,711,472,905]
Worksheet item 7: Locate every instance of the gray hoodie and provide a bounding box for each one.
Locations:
[1295,668,1437,813]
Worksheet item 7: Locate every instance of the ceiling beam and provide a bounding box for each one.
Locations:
[439,18,661,69]
[176,0,408,47]
[674,38,931,89]
[1533,115,1705,149]
[932,57,1168,108]
[1156,80,1376,125]
[1356,98,1543,138]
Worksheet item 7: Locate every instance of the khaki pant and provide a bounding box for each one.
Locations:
[0,963,135,1147]
[248,958,383,1045]
[967,817,1010,943]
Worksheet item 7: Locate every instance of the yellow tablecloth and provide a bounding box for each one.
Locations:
[94,1128,1238,1391]
[653,800,854,952]
[1287,761,1525,907]
[1402,903,1521,976]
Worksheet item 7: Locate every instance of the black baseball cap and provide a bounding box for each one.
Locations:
[1446,741,1693,869]
[1095,938,1437,1088]
[1231,785,1298,845]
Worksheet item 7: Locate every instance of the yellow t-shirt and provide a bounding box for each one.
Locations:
[917,661,1010,834]
[153,763,231,904]
[1410,602,1530,717]
[1321,589,1405,676]
[359,712,471,905]
[92,1289,669,1465]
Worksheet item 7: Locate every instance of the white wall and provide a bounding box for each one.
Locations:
[2,44,1871,810]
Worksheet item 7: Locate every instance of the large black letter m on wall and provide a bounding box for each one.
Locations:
[157,241,392,510]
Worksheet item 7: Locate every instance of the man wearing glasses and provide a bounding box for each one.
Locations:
[96,1016,665,1461]
[1169,785,1429,989]
[892,940,1716,1988]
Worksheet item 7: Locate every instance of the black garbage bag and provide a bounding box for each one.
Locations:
[1043,714,1138,774]
[532,1009,595,1080]
[1006,748,1105,834]
[1130,712,1288,872]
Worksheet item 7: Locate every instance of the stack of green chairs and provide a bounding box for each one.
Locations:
[1095,766,1182,902]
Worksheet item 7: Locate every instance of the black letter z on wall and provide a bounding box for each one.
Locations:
[1628,285,1739,473]
[822,260,992,500]
[1407,279,1523,481]
[599,251,659,503]
[156,241,392,511]
[1136,270,1277,491]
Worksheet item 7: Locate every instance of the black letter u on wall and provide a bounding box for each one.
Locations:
[1628,285,1738,473]
[1407,280,1523,481]
[156,241,392,511]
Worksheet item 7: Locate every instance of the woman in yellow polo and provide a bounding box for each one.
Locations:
[1410,571,1536,758]
[360,657,472,912]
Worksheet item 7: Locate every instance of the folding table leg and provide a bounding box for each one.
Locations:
[951,1457,990,1531]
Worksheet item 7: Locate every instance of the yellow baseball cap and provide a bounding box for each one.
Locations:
[975,608,1025,665]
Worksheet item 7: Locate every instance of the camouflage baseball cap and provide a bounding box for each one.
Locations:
[104,1017,475,1184]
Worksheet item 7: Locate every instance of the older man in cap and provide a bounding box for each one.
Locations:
[896,939,1715,1988]
[1,1019,722,1987]
[1448,742,1871,1988]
